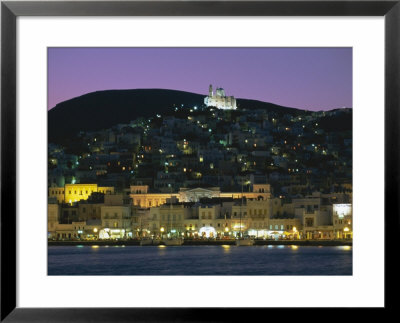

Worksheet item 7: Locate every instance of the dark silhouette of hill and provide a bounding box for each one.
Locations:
[49,89,201,144]
[236,98,307,116]
[48,89,309,144]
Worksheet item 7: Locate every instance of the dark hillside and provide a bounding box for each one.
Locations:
[48,89,312,144]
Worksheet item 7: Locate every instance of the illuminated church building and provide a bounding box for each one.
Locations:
[204,84,237,110]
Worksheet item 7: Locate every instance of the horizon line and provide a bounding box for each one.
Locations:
[48,87,353,112]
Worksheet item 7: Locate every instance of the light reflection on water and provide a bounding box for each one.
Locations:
[48,245,352,276]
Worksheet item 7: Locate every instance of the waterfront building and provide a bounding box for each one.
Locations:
[245,199,271,237]
[266,218,302,240]
[100,205,131,239]
[196,203,227,238]
[204,84,237,110]
[49,221,87,240]
[48,183,115,204]
[130,187,179,208]
[179,187,221,202]
[332,203,353,239]
[78,201,103,222]
[48,202,60,239]
[129,184,271,208]
[144,196,276,239]
[82,219,102,240]
[99,194,133,239]
[156,200,187,238]
[59,203,80,223]
[131,207,151,238]
[292,193,335,239]
[47,187,352,241]
[298,208,334,240]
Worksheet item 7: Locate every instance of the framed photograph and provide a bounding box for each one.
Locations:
[1,0,398,321]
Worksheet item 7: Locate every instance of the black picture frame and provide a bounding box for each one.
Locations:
[1,0,398,321]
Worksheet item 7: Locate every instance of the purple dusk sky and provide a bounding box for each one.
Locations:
[48,47,352,111]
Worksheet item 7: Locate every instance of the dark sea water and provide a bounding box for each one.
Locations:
[48,245,352,275]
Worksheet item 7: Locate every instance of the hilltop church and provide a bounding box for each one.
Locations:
[204,84,237,110]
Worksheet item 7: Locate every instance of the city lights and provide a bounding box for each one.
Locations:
[47,48,353,277]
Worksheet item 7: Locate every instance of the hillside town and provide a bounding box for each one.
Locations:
[48,85,352,242]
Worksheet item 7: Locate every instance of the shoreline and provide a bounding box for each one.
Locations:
[48,239,352,247]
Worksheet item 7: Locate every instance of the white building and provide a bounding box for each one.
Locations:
[333,203,352,239]
[204,84,237,110]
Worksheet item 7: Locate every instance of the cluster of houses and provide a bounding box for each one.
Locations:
[48,183,352,241]
[48,85,352,241]
[49,86,352,200]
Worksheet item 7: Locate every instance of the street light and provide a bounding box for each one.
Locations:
[160,226,165,239]
[344,227,349,239]
[224,226,229,238]
[293,227,297,240]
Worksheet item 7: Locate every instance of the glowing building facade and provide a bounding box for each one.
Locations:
[130,184,271,208]
[48,183,115,204]
[333,203,353,239]
[204,84,237,110]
